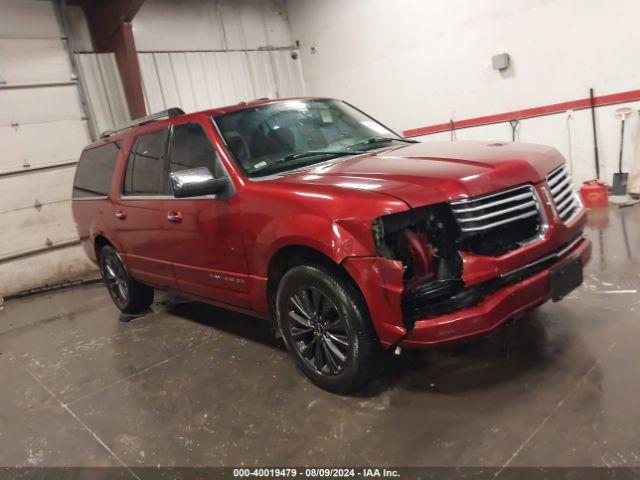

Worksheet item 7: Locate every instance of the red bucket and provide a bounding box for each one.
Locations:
[580,180,609,208]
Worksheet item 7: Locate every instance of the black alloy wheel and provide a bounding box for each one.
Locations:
[286,286,350,375]
[99,245,154,314]
[276,263,378,393]
[102,253,129,306]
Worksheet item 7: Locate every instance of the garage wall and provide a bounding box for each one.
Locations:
[133,0,292,52]
[285,0,640,186]
[0,0,96,297]
[135,0,304,111]
[67,0,305,117]
[138,50,304,113]
[0,0,303,296]
[75,53,131,137]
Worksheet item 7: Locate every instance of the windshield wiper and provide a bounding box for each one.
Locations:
[347,136,419,150]
[283,150,365,161]
[251,150,367,176]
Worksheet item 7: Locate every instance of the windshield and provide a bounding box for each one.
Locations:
[214,99,409,177]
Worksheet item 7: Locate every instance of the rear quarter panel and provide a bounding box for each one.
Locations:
[71,135,133,263]
[72,198,115,263]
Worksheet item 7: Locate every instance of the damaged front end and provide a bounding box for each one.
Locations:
[372,203,466,328]
[371,185,548,329]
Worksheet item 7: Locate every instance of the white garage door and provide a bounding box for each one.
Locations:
[0,0,96,297]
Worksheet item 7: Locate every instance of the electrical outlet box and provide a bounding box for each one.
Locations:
[492,53,510,71]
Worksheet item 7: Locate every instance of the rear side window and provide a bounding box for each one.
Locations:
[168,123,220,176]
[123,129,169,195]
[72,143,119,198]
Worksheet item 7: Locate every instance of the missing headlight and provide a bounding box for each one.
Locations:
[372,204,462,286]
[372,204,466,327]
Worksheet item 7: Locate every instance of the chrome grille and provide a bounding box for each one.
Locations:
[546,164,580,222]
[450,184,541,233]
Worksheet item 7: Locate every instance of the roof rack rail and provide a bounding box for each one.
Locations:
[236,97,270,107]
[100,107,185,138]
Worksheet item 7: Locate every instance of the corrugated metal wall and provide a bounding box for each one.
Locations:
[73,48,305,136]
[0,0,96,297]
[132,0,293,52]
[138,49,304,113]
[70,0,305,129]
[133,0,306,111]
[75,53,130,137]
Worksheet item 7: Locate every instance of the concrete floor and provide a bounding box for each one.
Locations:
[1,206,639,473]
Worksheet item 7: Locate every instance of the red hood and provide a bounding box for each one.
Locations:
[273,141,565,207]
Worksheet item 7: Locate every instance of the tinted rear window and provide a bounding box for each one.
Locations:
[73,143,119,198]
[123,129,169,195]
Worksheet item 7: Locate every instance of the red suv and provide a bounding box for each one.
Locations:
[72,98,590,392]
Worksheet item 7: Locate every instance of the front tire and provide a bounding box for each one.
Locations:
[99,245,154,314]
[276,263,378,394]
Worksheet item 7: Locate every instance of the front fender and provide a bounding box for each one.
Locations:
[251,214,374,276]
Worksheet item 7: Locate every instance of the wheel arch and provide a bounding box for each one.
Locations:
[265,244,373,340]
[93,234,114,260]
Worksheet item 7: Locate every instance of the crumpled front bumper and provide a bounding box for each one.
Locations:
[342,235,591,349]
[400,236,591,347]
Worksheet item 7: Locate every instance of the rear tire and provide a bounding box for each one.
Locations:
[276,263,378,394]
[99,245,154,314]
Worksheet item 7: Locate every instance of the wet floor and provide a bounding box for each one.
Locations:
[0,206,639,472]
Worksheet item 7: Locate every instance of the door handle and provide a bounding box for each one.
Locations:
[167,211,183,223]
[114,210,127,220]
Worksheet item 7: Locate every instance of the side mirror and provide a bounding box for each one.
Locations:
[170,167,228,198]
